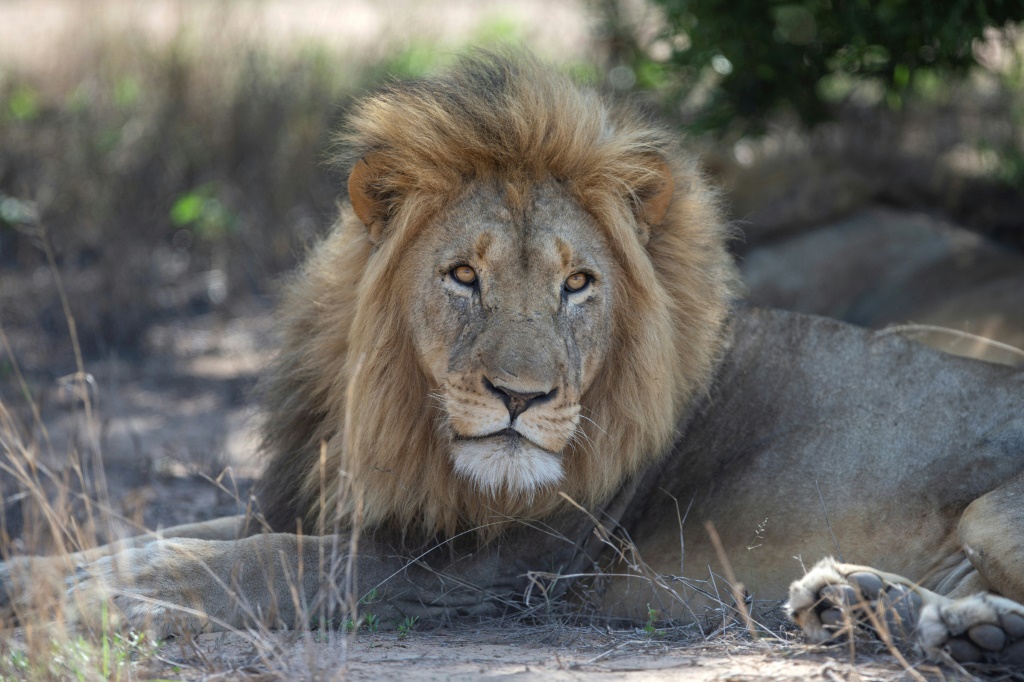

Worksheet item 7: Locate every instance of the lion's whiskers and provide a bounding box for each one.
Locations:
[567,425,599,458]
[426,391,447,409]
[577,413,608,438]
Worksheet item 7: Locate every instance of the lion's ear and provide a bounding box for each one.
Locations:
[347,153,390,243]
[632,156,675,235]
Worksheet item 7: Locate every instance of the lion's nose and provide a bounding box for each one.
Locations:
[483,377,556,422]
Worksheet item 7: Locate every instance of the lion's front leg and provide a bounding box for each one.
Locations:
[66,534,333,638]
[5,520,584,638]
[58,529,547,638]
[788,557,1024,666]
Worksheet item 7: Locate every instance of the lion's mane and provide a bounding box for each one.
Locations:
[257,52,738,537]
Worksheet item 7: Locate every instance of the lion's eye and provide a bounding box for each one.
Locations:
[451,265,478,286]
[564,272,590,293]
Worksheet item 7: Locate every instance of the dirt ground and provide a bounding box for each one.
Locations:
[144,624,958,681]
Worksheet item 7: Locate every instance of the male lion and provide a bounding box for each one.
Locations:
[2,53,1023,667]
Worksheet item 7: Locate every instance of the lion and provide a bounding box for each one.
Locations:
[1,52,1023,668]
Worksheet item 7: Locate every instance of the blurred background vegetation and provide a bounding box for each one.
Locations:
[609,0,1020,132]
[0,0,1021,366]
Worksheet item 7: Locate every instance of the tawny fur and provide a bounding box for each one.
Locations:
[256,52,739,537]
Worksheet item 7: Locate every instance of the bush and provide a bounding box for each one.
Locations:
[639,0,1021,131]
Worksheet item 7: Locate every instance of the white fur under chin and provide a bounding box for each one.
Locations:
[450,439,563,497]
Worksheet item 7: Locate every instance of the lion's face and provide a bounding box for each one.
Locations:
[407,181,614,496]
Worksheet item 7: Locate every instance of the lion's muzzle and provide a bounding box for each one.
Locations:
[443,375,581,496]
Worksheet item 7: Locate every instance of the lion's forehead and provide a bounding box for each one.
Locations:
[436,180,610,278]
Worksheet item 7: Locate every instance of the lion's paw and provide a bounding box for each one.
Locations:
[787,558,931,647]
[917,593,1024,665]
[65,543,211,639]
[0,556,70,622]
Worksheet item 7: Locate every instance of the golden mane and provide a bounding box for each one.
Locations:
[257,52,739,537]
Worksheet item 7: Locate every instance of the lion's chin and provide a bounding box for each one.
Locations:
[450,436,563,497]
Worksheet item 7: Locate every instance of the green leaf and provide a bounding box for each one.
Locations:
[9,86,39,121]
[170,193,205,227]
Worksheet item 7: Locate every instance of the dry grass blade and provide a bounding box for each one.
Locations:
[704,521,758,639]
[815,479,844,563]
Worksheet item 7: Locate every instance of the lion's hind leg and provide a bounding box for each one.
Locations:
[959,473,1024,604]
[788,557,1024,666]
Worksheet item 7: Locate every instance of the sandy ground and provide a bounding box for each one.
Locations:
[143,626,950,681]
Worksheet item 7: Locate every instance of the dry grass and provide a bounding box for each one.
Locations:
[1,304,155,679]
[0,287,337,678]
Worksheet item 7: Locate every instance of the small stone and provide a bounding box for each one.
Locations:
[848,572,884,600]
[945,637,983,663]
[968,623,1006,651]
[1000,612,1024,638]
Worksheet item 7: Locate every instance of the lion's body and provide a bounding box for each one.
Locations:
[604,309,1024,622]
[2,52,1024,665]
